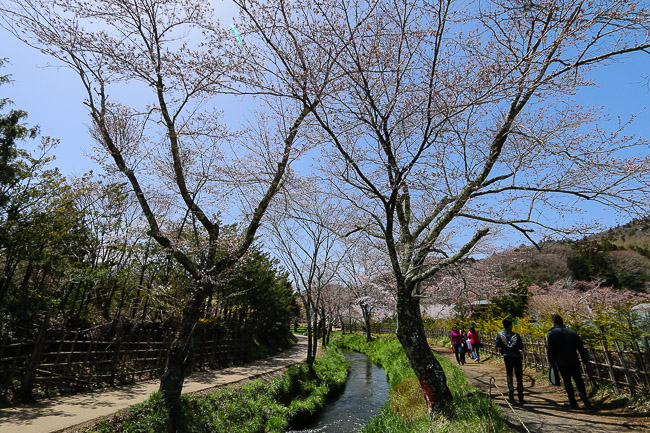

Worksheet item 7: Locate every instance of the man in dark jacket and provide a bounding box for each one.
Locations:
[547,314,592,410]
[495,318,525,403]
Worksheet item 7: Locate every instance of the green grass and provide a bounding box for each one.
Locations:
[332,334,512,433]
[88,346,349,433]
[429,334,451,348]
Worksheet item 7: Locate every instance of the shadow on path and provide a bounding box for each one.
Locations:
[0,336,308,433]
[431,345,650,433]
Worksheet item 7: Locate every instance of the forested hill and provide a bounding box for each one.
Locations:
[593,217,650,252]
[497,217,650,291]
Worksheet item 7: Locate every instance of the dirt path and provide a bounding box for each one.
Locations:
[0,336,308,433]
[432,346,650,433]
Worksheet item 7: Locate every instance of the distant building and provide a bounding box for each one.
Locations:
[467,300,490,319]
[470,300,490,307]
[632,303,650,321]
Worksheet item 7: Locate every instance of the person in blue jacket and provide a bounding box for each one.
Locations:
[547,314,593,410]
[495,318,525,403]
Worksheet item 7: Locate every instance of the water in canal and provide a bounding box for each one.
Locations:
[287,349,390,433]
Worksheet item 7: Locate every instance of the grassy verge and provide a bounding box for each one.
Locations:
[244,333,298,361]
[332,333,512,433]
[429,335,451,348]
[87,346,349,433]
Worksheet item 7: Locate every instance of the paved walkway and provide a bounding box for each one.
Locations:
[0,336,308,433]
[432,345,650,433]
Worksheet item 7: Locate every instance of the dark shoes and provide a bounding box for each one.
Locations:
[580,394,594,412]
[508,392,525,404]
[563,401,579,409]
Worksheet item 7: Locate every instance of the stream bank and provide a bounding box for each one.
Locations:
[288,349,390,433]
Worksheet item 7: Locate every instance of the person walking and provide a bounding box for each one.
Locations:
[495,318,525,404]
[459,328,469,364]
[465,332,475,361]
[467,326,482,362]
[547,314,593,410]
[450,326,465,365]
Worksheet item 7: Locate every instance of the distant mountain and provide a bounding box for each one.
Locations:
[494,241,573,285]
[493,216,650,290]
[592,216,650,254]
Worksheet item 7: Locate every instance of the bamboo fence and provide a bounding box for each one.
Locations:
[347,322,650,394]
[0,321,251,403]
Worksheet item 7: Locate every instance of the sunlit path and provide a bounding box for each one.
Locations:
[0,336,307,433]
[432,345,650,433]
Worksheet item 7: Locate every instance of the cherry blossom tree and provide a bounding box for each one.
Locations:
[422,258,516,307]
[317,282,348,345]
[339,238,396,341]
[529,278,650,321]
[249,0,650,411]
[265,178,352,366]
[0,0,326,424]
[5,0,650,416]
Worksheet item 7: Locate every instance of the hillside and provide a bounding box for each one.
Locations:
[593,216,650,253]
[494,216,650,291]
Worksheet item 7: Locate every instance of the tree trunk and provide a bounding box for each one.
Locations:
[395,293,452,413]
[310,314,319,361]
[348,305,352,334]
[321,307,327,347]
[361,304,372,342]
[159,279,211,432]
[20,311,50,400]
[0,254,18,309]
[305,306,314,366]
[131,258,150,319]
[326,322,332,345]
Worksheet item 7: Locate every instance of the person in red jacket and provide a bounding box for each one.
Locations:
[467,326,482,362]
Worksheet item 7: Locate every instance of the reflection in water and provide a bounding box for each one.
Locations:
[287,350,390,433]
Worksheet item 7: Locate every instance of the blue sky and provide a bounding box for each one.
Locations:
[1,0,242,176]
[1,2,649,232]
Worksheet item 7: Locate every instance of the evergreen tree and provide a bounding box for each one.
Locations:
[0,58,38,212]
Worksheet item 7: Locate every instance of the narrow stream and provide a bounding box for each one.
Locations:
[287,349,390,433]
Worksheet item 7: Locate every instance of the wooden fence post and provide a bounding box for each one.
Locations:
[156,328,167,377]
[530,339,537,369]
[141,328,153,380]
[642,337,650,392]
[20,312,50,399]
[82,332,96,384]
[613,341,635,395]
[643,336,650,367]
[109,322,124,386]
[587,346,601,386]
[64,330,80,385]
[601,340,620,394]
[632,341,650,392]
[542,337,550,370]
[580,344,596,389]
[489,332,495,357]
